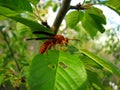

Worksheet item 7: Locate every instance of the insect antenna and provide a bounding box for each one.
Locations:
[68,39,80,41]
[26,37,54,40]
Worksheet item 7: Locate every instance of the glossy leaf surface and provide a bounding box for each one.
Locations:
[28,50,87,90]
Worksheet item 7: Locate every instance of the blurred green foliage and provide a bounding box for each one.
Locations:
[0,0,120,90]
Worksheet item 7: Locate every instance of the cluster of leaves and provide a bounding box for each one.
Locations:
[0,0,120,90]
[66,6,106,38]
[0,21,32,89]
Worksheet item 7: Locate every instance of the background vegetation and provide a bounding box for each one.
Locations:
[0,0,120,90]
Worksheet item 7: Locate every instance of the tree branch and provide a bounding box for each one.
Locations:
[51,0,71,35]
[70,3,93,10]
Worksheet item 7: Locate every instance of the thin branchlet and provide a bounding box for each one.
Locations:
[70,3,93,10]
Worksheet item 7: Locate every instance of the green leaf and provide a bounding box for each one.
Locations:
[28,50,87,90]
[66,11,84,28]
[16,22,31,36]
[87,70,105,90]
[0,74,3,85]
[67,46,79,54]
[80,49,120,77]
[52,3,58,12]
[27,0,40,5]
[0,0,32,12]
[86,7,106,25]
[82,7,106,38]
[0,6,54,35]
[80,54,103,70]
[105,0,120,15]
[0,15,7,20]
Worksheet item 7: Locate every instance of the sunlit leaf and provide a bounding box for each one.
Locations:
[16,22,31,36]
[0,6,54,35]
[82,7,106,38]
[105,0,120,15]
[66,11,84,28]
[28,50,87,90]
[80,54,103,69]
[80,49,120,77]
[0,0,32,12]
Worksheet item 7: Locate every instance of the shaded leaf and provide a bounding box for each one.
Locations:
[66,11,84,28]
[86,7,106,25]
[87,70,105,90]
[105,0,120,15]
[67,46,79,54]
[0,0,32,12]
[80,49,120,77]
[0,25,4,30]
[28,50,87,90]
[82,7,106,38]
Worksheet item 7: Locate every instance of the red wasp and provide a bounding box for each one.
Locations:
[27,31,69,54]
[39,35,68,54]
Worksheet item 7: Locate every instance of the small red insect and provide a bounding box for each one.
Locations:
[40,35,68,54]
